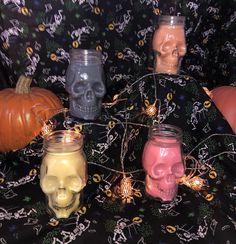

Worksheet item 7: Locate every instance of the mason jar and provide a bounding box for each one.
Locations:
[40,130,87,219]
[152,15,186,74]
[142,124,185,202]
[65,49,106,120]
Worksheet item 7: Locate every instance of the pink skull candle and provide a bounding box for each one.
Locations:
[142,124,185,202]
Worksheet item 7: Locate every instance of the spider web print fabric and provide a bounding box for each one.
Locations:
[0,74,236,244]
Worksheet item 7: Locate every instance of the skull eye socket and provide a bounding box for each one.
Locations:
[72,81,86,96]
[152,163,166,179]
[65,176,82,192]
[41,176,59,194]
[93,82,105,96]
[161,40,173,53]
[177,43,186,56]
[172,162,185,177]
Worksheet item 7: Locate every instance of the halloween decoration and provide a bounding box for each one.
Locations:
[0,75,63,152]
[40,130,87,219]
[211,86,236,133]
[66,49,106,120]
[142,124,185,202]
[152,15,186,74]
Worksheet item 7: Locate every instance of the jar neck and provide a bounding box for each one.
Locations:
[148,124,182,143]
[43,130,83,153]
[154,15,185,29]
[69,49,102,65]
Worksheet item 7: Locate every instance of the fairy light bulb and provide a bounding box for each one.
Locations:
[41,122,55,137]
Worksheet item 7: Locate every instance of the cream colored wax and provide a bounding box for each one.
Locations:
[40,133,87,219]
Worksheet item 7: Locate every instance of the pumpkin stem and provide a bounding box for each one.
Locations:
[15,75,33,94]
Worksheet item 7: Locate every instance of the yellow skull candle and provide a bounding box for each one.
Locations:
[40,130,87,219]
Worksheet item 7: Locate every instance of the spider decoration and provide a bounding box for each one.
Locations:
[142,99,158,117]
[178,155,208,191]
[41,120,55,137]
[40,108,69,137]
[112,175,141,204]
[179,175,206,191]
[119,176,135,204]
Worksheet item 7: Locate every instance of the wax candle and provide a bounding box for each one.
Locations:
[142,124,185,202]
[40,130,87,219]
[152,15,186,74]
[65,49,106,120]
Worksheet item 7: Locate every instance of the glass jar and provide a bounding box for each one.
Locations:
[152,15,186,74]
[142,124,185,202]
[40,130,87,219]
[65,49,106,120]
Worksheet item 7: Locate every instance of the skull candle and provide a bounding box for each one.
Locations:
[66,49,106,120]
[152,15,186,74]
[40,130,87,219]
[142,124,185,202]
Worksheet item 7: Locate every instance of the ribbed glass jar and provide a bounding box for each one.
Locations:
[152,15,186,74]
[65,49,106,120]
[40,130,87,219]
[142,124,185,202]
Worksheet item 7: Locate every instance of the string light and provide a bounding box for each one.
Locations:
[178,155,208,191]
[118,176,135,204]
[37,73,236,203]
[41,120,55,137]
[40,119,236,200]
[179,175,206,191]
[143,99,158,117]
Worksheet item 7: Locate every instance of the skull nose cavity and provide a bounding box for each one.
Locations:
[57,188,67,198]
[85,89,94,100]
[56,188,71,204]
[166,174,176,183]
[172,47,179,56]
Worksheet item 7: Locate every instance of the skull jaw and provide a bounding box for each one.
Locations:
[47,193,82,219]
[155,56,182,75]
[70,100,102,120]
[145,175,178,202]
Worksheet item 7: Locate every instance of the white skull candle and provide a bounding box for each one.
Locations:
[65,49,106,120]
[152,15,186,74]
[40,130,87,219]
[142,124,185,202]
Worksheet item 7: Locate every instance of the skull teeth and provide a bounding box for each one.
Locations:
[158,187,176,195]
[52,200,75,210]
[78,105,98,113]
[160,61,178,68]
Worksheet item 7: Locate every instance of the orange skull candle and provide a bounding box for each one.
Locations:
[152,15,186,74]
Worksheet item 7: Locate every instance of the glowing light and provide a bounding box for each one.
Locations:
[41,121,55,137]
[179,175,206,191]
[119,176,135,204]
[145,103,157,117]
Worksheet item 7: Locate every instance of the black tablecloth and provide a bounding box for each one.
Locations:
[1,74,236,244]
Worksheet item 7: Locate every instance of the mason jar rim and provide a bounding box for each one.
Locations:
[154,15,185,28]
[43,130,83,152]
[148,123,183,141]
[69,48,102,59]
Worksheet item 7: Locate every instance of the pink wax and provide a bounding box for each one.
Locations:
[142,136,185,202]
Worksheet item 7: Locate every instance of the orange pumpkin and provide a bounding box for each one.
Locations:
[0,75,63,152]
[211,86,236,134]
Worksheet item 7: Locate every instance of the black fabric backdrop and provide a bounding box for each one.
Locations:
[0,1,236,244]
[0,0,235,96]
[1,74,236,243]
